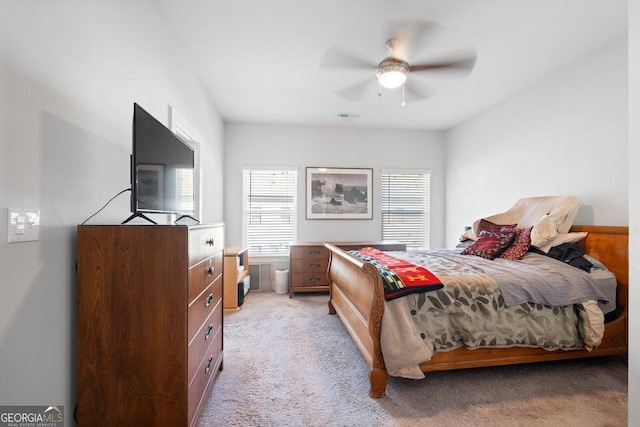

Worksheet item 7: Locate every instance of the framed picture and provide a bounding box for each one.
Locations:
[137,164,164,211]
[306,167,373,219]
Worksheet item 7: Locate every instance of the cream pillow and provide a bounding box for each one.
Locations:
[537,231,588,253]
[530,214,559,247]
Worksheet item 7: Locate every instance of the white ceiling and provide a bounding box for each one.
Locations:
[150,0,627,131]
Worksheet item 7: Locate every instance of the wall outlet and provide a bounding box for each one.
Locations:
[7,208,40,243]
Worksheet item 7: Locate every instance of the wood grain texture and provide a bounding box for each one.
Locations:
[77,224,224,426]
[325,226,628,398]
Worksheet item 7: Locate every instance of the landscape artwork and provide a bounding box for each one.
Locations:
[306,167,372,219]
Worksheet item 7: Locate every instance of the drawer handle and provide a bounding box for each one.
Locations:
[205,294,214,307]
[309,277,321,282]
[309,250,321,255]
[206,238,215,246]
[207,266,214,276]
[309,263,321,268]
[204,324,214,340]
[205,355,214,374]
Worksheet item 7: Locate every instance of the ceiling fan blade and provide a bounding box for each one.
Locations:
[319,48,377,71]
[403,80,436,103]
[334,78,376,102]
[386,20,443,60]
[409,55,477,74]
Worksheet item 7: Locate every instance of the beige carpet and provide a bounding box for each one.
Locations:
[198,291,628,427]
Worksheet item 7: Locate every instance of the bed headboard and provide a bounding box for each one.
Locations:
[570,225,628,310]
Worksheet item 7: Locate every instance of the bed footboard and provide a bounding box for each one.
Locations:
[325,243,389,397]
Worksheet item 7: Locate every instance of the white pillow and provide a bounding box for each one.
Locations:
[530,214,559,247]
[537,232,588,253]
[462,228,477,241]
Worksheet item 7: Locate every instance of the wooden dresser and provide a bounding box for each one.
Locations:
[289,241,406,297]
[76,224,224,427]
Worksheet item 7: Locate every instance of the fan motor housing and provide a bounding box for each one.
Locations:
[376,57,410,75]
[376,57,410,88]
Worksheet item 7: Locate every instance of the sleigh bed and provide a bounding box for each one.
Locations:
[325,224,628,398]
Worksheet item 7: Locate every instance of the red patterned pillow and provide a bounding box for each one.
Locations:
[461,230,516,260]
[477,218,517,235]
[500,226,533,260]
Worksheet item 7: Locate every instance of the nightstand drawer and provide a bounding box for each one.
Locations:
[290,245,328,260]
[290,258,328,273]
[291,272,329,288]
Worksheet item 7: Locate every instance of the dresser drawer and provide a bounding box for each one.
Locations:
[188,300,222,385]
[189,226,224,266]
[291,272,329,288]
[188,326,223,427]
[290,258,328,274]
[188,278,222,344]
[188,252,223,304]
[290,245,328,260]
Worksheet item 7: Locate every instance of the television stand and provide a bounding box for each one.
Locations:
[121,212,157,225]
[174,214,200,224]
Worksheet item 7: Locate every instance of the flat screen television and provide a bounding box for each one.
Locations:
[122,103,196,224]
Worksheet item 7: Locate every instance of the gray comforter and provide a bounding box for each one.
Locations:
[441,251,610,307]
[378,250,608,379]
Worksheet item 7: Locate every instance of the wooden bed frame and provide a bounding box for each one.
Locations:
[325,225,628,398]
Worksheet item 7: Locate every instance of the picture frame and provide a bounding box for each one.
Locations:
[306,167,373,219]
[136,164,164,211]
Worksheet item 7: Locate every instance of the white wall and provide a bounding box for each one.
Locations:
[627,1,639,424]
[444,33,634,423]
[223,124,446,249]
[444,37,628,247]
[0,0,224,414]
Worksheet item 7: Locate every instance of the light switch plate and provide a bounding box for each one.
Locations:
[7,208,40,243]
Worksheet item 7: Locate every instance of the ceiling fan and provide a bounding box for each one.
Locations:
[320,21,477,105]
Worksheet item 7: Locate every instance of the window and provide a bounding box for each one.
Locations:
[243,168,297,256]
[381,170,430,250]
[176,167,194,213]
[170,105,202,219]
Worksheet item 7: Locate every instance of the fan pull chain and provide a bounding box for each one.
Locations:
[401,83,406,107]
[378,83,382,97]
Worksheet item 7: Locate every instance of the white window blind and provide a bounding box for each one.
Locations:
[243,169,297,256]
[176,167,194,213]
[381,171,430,250]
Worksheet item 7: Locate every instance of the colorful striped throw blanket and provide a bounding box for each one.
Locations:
[348,247,443,301]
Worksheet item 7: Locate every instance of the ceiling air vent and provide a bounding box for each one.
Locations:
[336,113,362,123]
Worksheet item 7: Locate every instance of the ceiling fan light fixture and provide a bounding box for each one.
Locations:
[376,58,409,89]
